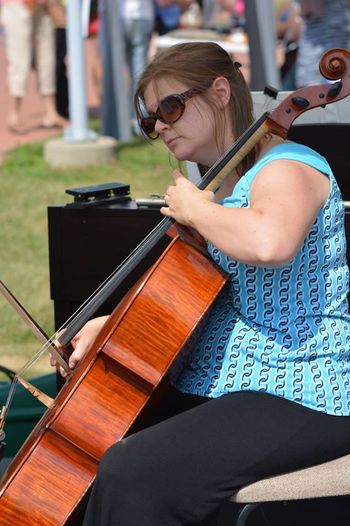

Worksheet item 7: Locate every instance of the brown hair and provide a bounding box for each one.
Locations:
[134,42,258,176]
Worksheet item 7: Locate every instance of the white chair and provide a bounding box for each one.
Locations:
[230,453,350,525]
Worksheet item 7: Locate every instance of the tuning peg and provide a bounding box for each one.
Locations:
[291,96,310,109]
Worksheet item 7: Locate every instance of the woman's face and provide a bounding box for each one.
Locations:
[143,78,223,167]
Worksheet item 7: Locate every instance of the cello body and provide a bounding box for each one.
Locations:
[0,236,227,525]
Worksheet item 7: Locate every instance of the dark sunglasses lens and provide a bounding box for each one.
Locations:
[140,117,158,139]
[140,94,186,138]
[160,95,184,123]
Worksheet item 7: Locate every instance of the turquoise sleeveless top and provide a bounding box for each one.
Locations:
[174,143,350,416]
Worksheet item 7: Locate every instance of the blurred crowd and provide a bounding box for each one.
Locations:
[275,0,350,90]
[0,0,349,136]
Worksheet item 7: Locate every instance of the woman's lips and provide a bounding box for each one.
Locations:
[166,136,179,148]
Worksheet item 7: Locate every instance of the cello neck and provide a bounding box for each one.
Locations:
[59,113,270,347]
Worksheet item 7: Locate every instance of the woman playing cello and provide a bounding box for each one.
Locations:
[53,42,350,525]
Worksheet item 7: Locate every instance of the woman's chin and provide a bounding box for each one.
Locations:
[174,153,188,162]
[171,147,190,162]
[171,144,205,165]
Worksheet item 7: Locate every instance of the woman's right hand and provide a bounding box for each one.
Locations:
[51,315,109,378]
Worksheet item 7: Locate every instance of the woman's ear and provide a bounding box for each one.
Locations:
[211,77,231,108]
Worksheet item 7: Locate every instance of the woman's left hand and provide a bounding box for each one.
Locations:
[160,170,214,225]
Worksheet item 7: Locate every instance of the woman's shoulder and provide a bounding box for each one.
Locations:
[253,140,332,175]
[261,140,324,160]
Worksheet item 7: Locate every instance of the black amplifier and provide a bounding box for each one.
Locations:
[48,191,169,329]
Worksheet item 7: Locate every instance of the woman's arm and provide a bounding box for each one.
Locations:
[161,159,330,267]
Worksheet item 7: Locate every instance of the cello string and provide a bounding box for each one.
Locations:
[1,113,270,417]
[57,113,270,347]
[198,113,269,191]
[0,279,70,372]
[17,338,57,376]
[205,122,270,193]
[0,377,19,431]
[0,336,64,425]
[1,113,270,391]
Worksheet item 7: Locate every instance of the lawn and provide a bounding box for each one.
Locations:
[0,135,174,379]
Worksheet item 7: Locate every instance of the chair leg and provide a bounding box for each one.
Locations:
[235,503,259,526]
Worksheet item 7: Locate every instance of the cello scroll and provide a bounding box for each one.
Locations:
[205,47,350,193]
[266,47,350,138]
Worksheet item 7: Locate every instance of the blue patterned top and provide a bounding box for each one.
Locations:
[174,143,350,415]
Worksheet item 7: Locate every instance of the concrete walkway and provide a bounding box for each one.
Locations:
[0,29,101,165]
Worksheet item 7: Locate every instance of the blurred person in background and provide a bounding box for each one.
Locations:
[47,0,68,119]
[154,0,195,36]
[51,0,101,120]
[1,0,66,133]
[295,0,349,88]
[274,0,302,90]
[203,0,243,33]
[118,0,155,133]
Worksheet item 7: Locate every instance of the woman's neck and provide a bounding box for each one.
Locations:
[257,134,285,160]
[213,135,286,202]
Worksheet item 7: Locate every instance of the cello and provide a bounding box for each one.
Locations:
[0,48,349,525]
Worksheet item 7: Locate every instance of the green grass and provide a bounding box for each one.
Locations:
[0,134,174,379]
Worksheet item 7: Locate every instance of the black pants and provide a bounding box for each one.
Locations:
[82,388,350,525]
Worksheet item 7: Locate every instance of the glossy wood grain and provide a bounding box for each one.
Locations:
[0,236,227,524]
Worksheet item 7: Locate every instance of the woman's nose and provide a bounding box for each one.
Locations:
[154,119,169,134]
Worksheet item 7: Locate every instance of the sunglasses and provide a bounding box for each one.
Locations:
[140,87,201,140]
